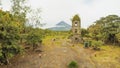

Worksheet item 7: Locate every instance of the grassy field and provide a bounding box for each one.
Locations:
[90,45,120,68]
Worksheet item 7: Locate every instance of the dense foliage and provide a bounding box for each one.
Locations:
[0,10,23,64]
[0,9,45,64]
[81,28,89,37]
[26,28,44,50]
[88,15,120,45]
[0,0,44,65]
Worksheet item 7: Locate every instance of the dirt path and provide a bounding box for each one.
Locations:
[0,38,96,68]
[39,46,95,68]
[38,39,96,68]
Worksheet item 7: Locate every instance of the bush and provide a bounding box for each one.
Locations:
[68,61,78,68]
[0,25,22,65]
[91,40,104,50]
[0,10,23,65]
[26,32,42,50]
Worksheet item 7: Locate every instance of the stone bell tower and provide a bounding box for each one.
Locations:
[71,15,81,43]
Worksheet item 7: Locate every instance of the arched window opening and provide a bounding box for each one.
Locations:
[75,29,77,33]
[75,22,78,26]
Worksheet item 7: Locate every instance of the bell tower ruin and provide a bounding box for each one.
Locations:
[71,15,81,43]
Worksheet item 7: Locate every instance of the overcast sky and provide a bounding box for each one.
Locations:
[1,0,120,28]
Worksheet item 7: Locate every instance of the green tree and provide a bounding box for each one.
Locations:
[100,15,120,44]
[10,0,31,43]
[88,24,102,41]
[88,15,120,44]
[10,0,30,33]
[81,28,88,37]
[0,10,22,64]
[11,0,30,24]
[27,8,45,28]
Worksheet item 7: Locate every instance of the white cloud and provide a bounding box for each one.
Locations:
[1,0,120,28]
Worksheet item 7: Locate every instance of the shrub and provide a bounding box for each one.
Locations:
[26,32,42,50]
[0,10,23,65]
[91,40,104,50]
[68,61,78,68]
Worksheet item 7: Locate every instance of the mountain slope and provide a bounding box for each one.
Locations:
[48,21,71,31]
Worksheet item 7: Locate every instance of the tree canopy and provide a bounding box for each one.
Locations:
[88,15,120,44]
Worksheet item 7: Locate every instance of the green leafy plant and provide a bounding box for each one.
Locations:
[91,40,104,50]
[68,61,78,68]
[0,10,23,65]
[26,32,42,50]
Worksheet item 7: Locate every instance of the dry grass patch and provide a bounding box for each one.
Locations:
[91,45,120,68]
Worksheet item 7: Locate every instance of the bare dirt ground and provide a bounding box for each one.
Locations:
[0,37,119,68]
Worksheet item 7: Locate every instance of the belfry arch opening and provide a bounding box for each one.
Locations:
[75,22,78,26]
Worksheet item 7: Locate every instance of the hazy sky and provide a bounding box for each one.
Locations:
[1,0,120,28]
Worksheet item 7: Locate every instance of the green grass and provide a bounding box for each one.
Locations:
[42,35,67,50]
[91,45,120,67]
